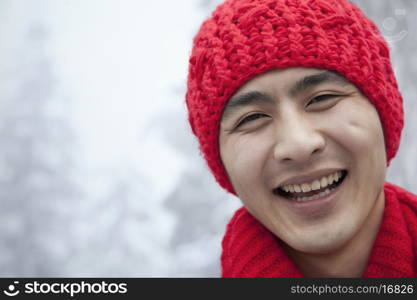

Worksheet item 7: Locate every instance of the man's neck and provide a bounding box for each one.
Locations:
[285,190,385,278]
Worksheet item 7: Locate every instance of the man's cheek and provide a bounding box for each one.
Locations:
[229,151,263,190]
[325,110,377,153]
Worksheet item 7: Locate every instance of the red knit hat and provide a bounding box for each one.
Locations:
[186,0,404,195]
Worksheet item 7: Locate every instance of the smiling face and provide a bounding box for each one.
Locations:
[219,67,387,255]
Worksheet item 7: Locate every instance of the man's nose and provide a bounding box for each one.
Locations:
[272,110,326,163]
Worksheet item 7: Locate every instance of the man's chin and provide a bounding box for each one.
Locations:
[281,228,354,255]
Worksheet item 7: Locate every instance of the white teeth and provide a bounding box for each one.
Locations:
[334,171,341,182]
[294,187,332,202]
[301,183,311,192]
[320,176,328,188]
[311,180,321,191]
[280,171,344,194]
[328,173,334,185]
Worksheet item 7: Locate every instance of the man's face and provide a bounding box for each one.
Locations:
[219,67,387,254]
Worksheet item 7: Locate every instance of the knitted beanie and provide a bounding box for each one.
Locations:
[186,0,404,195]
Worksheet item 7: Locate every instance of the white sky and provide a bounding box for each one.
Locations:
[0,0,230,276]
[11,0,213,198]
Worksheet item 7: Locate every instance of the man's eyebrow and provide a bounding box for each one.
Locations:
[221,71,349,121]
[290,70,349,97]
[222,90,274,120]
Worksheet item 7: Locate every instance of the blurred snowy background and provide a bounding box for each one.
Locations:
[0,0,415,277]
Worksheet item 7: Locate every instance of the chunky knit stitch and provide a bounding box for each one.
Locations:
[221,182,417,277]
[186,0,404,194]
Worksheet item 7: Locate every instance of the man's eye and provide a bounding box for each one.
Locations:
[308,94,338,105]
[236,113,266,128]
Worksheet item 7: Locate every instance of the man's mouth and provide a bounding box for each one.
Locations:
[273,170,348,202]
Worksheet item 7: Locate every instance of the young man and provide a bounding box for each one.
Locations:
[186,0,417,277]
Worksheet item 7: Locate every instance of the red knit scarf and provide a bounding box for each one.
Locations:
[221,182,417,277]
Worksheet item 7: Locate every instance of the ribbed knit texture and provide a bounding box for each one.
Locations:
[186,0,404,195]
[221,182,417,277]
